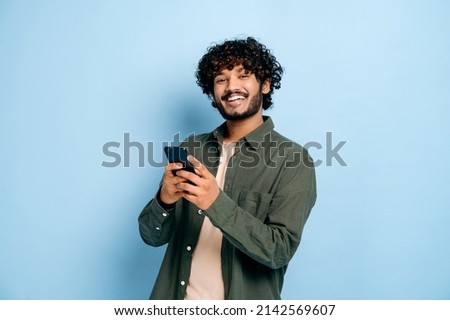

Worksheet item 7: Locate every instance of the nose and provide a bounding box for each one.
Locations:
[226,75,240,92]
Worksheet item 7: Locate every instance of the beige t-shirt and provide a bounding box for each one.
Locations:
[185,142,235,300]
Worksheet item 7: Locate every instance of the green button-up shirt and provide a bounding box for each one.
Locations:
[138,116,316,299]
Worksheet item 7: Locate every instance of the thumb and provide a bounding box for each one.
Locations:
[187,155,206,174]
[187,155,201,168]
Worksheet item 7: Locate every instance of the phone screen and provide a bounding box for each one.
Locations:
[163,146,196,173]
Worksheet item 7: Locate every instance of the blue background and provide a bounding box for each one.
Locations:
[1,0,449,299]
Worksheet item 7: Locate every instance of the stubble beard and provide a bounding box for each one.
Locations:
[213,91,263,121]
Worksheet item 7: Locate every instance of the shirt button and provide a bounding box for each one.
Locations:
[162,212,168,217]
[197,209,203,215]
[180,281,186,286]
[186,246,192,251]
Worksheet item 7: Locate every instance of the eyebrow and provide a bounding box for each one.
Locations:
[215,66,249,77]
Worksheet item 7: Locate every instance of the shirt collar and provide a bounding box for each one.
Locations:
[212,116,274,149]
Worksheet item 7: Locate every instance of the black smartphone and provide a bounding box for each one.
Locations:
[163,146,196,174]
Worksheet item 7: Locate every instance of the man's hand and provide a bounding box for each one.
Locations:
[158,162,189,206]
[175,155,220,211]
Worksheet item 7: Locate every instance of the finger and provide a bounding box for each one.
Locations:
[181,192,197,205]
[165,172,190,184]
[164,163,184,177]
[176,169,201,186]
[169,177,189,187]
[166,162,183,171]
[177,181,198,195]
[187,155,208,176]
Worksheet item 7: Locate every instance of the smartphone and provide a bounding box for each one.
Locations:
[163,146,196,174]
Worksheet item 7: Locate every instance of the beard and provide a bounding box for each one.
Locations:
[212,89,263,121]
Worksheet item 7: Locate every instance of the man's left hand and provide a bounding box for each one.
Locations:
[175,155,220,211]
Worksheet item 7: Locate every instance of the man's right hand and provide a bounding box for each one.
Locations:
[158,162,189,206]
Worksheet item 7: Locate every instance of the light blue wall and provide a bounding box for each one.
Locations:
[1,0,449,299]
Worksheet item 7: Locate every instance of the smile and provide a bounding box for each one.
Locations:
[227,95,246,102]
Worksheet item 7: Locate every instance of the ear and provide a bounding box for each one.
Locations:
[262,80,271,94]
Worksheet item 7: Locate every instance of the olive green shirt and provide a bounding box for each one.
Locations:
[138,116,316,299]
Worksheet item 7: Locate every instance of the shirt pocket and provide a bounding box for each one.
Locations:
[237,190,273,221]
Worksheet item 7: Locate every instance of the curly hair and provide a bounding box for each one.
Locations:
[195,37,283,110]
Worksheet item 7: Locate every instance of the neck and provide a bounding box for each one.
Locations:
[224,111,264,143]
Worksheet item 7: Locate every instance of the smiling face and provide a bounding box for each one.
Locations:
[212,65,270,121]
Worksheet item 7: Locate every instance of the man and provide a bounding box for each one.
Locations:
[138,37,316,299]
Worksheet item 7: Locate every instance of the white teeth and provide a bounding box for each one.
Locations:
[228,95,245,102]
